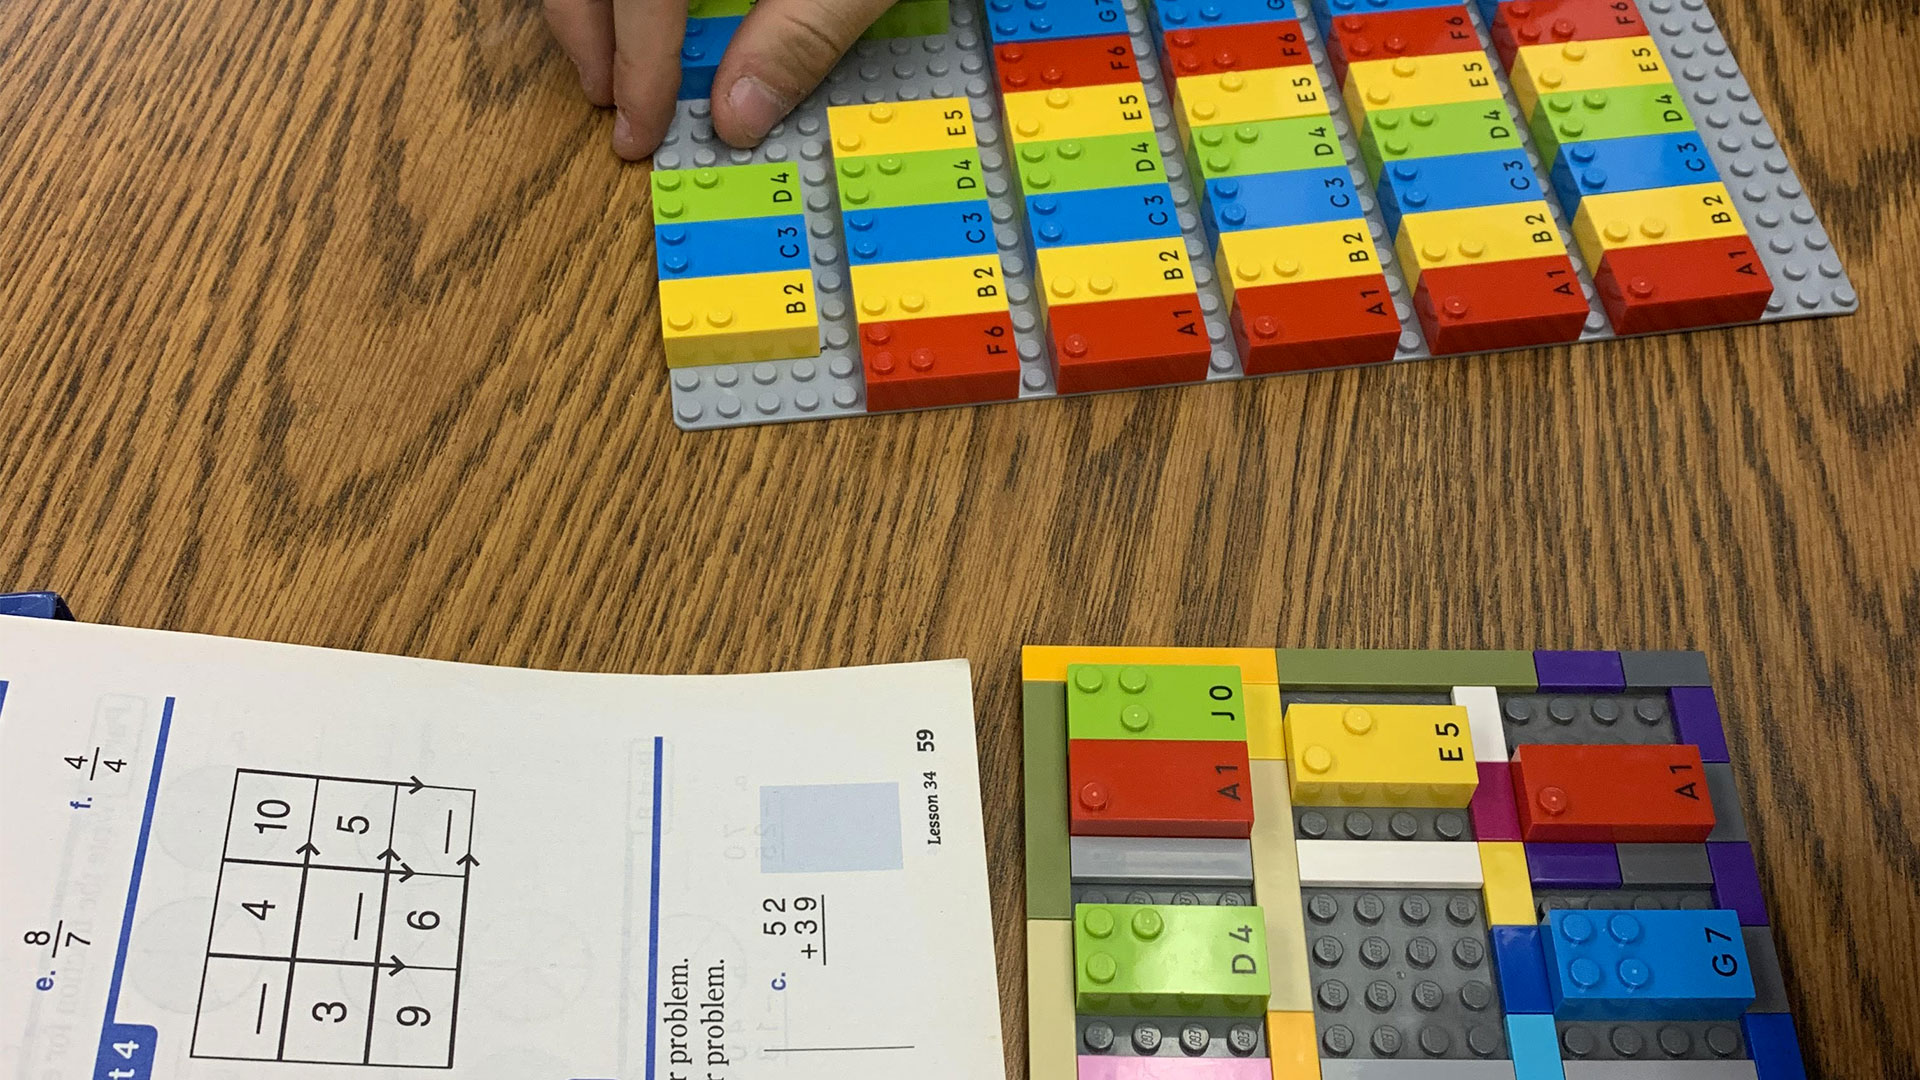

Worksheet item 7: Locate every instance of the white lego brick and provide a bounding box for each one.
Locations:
[1069,836,1255,885]
[1294,840,1484,888]
[1453,685,1508,762]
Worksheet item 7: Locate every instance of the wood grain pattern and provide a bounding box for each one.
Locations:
[2,0,1916,1074]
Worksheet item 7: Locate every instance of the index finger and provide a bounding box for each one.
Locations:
[611,0,690,159]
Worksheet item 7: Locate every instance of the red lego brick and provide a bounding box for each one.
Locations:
[1327,8,1482,83]
[1161,20,1312,79]
[1412,254,1590,354]
[1230,273,1401,374]
[860,310,1021,411]
[1068,738,1254,838]
[995,34,1140,94]
[1491,0,1651,68]
[1049,294,1210,394]
[1510,743,1717,843]
[1593,234,1774,334]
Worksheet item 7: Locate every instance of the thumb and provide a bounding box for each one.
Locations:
[709,0,895,147]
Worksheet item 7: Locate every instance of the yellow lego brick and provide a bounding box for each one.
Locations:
[659,269,818,367]
[1176,66,1329,132]
[1022,646,1279,684]
[1343,51,1502,127]
[1266,1011,1322,1080]
[1250,759,1311,1013]
[1571,181,1750,268]
[1026,919,1077,1080]
[1479,842,1535,926]
[1035,237,1198,309]
[1283,702,1478,808]
[1247,683,1285,760]
[849,254,1010,322]
[828,98,977,158]
[1393,200,1568,286]
[1513,35,1672,118]
[1003,84,1153,145]
[1214,221,1383,305]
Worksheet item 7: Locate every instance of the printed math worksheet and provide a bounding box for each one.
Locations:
[0,619,1004,1079]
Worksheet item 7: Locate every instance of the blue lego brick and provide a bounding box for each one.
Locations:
[1377,149,1541,236]
[0,591,75,620]
[678,16,742,100]
[1153,0,1299,34]
[986,0,1131,42]
[1312,0,1463,28]
[656,214,811,279]
[1550,131,1724,209]
[1201,167,1366,245]
[1743,1012,1810,1080]
[1505,1014,1564,1080]
[844,200,998,265]
[1492,924,1555,1015]
[1026,183,1185,249]
[1542,908,1756,1021]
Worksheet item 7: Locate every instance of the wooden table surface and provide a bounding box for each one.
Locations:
[3,0,1916,1074]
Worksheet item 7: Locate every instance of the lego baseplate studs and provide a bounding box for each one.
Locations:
[1022,646,1811,1080]
[652,0,1853,428]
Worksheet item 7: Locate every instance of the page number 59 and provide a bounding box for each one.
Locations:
[915,729,935,752]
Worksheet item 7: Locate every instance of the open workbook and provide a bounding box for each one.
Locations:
[0,618,1005,1079]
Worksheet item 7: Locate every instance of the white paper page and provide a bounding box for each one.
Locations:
[0,618,1004,1080]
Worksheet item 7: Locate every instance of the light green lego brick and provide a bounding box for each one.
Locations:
[862,0,949,39]
[1073,903,1271,1016]
[650,163,803,225]
[835,146,985,210]
[1024,680,1072,920]
[1066,663,1247,742]
[1189,116,1346,181]
[1274,649,1538,690]
[1013,133,1166,196]
[1359,100,1525,183]
[1530,81,1697,160]
[686,0,751,15]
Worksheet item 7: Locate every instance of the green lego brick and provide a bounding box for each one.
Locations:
[862,0,949,39]
[1066,664,1247,742]
[835,146,985,210]
[1189,116,1346,181]
[1014,133,1166,196]
[1359,100,1525,183]
[1073,903,1271,1016]
[1530,82,1696,160]
[1274,649,1538,690]
[686,0,751,15]
[1024,680,1072,920]
[650,163,802,225]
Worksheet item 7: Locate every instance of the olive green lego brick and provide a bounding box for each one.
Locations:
[1529,82,1696,161]
[1358,101,1525,183]
[1274,649,1537,691]
[1065,663,1247,742]
[835,146,986,211]
[1188,116,1346,182]
[686,0,751,15]
[1024,680,1073,920]
[862,0,949,39]
[650,163,804,225]
[1072,902,1271,1016]
[1620,650,1713,688]
[1013,132,1166,196]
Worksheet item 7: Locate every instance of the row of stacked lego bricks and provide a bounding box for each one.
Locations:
[1022,646,1809,1080]
[1485,0,1773,332]
[677,0,954,99]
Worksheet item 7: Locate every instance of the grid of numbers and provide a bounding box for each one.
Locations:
[191,770,477,1068]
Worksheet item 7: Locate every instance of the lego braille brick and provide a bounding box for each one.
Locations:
[1742,1013,1808,1080]
[843,200,997,265]
[849,253,1009,322]
[1077,1012,1267,1059]
[1283,702,1477,808]
[1393,201,1574,284]
[1268,1010,1321,1078]
[1594,236,1775,334]
[1276,650,1538,691]
[1030,918,1079,1080]
[995,34,1139,94]
[677,15,741,100]
[1315,0,1464,16]
[1507,1012,1563,1079]
[1176,66,1330,130]
[1025,647,1278,683]
[1549,131,1719,208]
[1037,237,1200,309]
[828,98,977,158]
[1572,182,1751,269]
[1376,150,1543,236]
[1156,0,1302,32]
[1412,253,1591,353]
[1741,927,1789,1014]
[1511,744,1715,843]
[1511,36,1672,119]
[1069,738,1255,838]
[860,0,950,37]
[1524,842,1621,889]
[1075,1055,1272,1078]
[1027,183,1186,248]
[1163,24,1314,85]
[1189,116,1347,180]
[1296,805,1474,844]
[1615,844,1714,888]
[1705,843,1766,926]
[1070,836,1257,885]
[659,270,819,367]
[651,162,803,225]
[1026,680,1074,920]
[1619,651,1712,690]
[1230,274,1402,374]
[1295,840,1484,887]
[1702,765,1746,844]
[1067,663,1248,742]
[656,215,810,280]
[1247,684,1285,760]
[1491,924,1554,1015]
[1327,6,1482,81]
[1555,1018,1747,1063]
[984,0,1129,43]
[1074,903,1272,1016]
[835,146,987,210]
[1049,303,1200,401]
[1470,763,1523,841]
[1529,83,1696,159]
[1498,692,1676,747]
[1540,908,1755,1021]
[1215,221,1384,300]
[1343,52,1505,124]
[1491,0,1649,69]
[1534,651,1627,693]
[1361,101,1526,178]
[1481,842,1535,925]
[858,310,1021,411]
[1204,168,1367,238]
[1005,83,1155,144]
[1016,133,1168,194]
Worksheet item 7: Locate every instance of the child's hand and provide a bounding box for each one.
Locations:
[544,0,896,159]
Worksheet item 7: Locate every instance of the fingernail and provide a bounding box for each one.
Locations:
[614,108,634,146]
[726,75,790,142]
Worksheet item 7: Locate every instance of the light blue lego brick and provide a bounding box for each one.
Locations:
[1377,148,1541,237]
[843,200,998,265]
[1313,0,1467,28]
[1742,1013,1810,1080]
[1542,908,1756,1021]
[1506,1014,1564,1080]
[1025,183,1185,248]
[678,16,742,100]
[1201,167,1367,245]
[0,591,74,619]
[656,214,810,279]
[1550,131,1724,209]
[1154,0,1299,34]
[986,0,1130,42]
[1492,924,1554,1015]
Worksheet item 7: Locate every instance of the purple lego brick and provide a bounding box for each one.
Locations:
[1708,841,1768,925]
[1471,762,1523,841]
[1534,650,1626,692]
[1671,686,1730,763]
[1525,841,1622,888]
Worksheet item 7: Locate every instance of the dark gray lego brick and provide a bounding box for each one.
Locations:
[1069,836,1254,885]
[1499,693,1678,747]
[1296,806,1476,844]
[1301,888,1506,1062]
[1620,651,1714,689]
[1071,882,1253,907]
[1075,1014,1265,1059]
[1557,1019,1747,1062]
[1281,691,1457,709]
[1705,762,1750,843]
[1535,887,1717,919]
[1561,1060,1759,1079]
[1318,1060,1519,1079]
[1617,844,1717,887]
[1743,926,1791,1015]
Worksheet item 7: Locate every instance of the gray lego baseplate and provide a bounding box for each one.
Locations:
[1296,805,1476,843]
[1499,692,1678,746]
[652,0,1855,429]
[1077,1013,1268,1058]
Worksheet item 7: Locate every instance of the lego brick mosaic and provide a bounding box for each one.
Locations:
[1021,646,1811,1080]
[652,0,1852,428]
